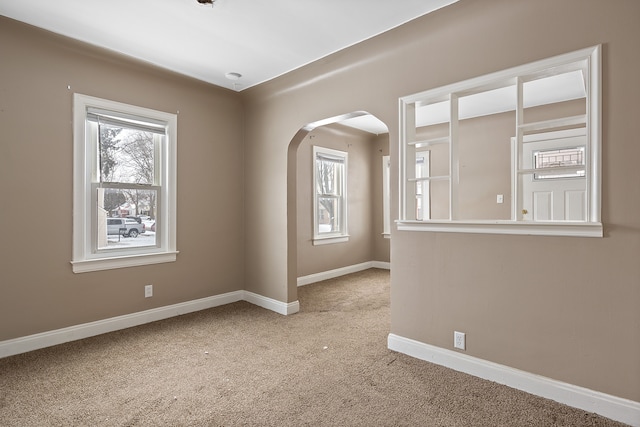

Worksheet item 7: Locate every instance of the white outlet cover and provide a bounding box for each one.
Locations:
[454,331,466,350]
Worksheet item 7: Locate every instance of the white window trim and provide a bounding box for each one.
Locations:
[382,155,391,238]
[71,94,178,273]
[313,236,349,246]
[397,45,602,238]
[313,146,349,245]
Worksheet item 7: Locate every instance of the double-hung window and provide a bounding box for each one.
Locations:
[72,94,177,272]
[313,146,348,245]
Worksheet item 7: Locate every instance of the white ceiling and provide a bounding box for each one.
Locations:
[0,0,458,92]
[1,0,583,136]
[340,115,389,136]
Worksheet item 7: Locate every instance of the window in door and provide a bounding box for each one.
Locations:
[533,146,585,180]
[519,129,587,222]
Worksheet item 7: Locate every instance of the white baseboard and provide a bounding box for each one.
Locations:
[371,261,391,270]
[388,333,640,427]
[244,291,300,315]
[0,290,298,359]
[297,260,390,287]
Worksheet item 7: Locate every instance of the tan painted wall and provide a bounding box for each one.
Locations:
[0,17,245,340]
[371,133,390,263]
[296,125,383,277]
[242,0,640,401]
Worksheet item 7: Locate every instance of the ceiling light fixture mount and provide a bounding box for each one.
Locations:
[225,72,242,81]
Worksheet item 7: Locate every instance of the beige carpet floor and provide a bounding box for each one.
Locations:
[0,269,628,426]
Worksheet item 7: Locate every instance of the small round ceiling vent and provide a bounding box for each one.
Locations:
[225,72,242,81]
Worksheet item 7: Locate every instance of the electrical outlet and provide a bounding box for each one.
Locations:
[496,194,504,204]
[454,331,466,350]
[145,284,153,298]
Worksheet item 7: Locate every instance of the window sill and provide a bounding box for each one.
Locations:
[396,220,603,238]
[71,251,179,273]
[313,235,349,246]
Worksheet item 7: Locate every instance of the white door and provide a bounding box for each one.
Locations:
[521,131,586,221]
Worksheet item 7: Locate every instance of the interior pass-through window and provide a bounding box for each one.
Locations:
[397,45,602,237]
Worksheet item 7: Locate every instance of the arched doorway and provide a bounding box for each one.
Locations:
[287,111,389,305]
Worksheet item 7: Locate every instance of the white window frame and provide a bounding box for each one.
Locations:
[415,151,431,221]
[398,45,602,237]
[382,155,391,238]
[72,94,178,273]
[313,146,348,245]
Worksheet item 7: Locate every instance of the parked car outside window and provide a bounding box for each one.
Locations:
[126,216,142,224]
[107,218,146,238]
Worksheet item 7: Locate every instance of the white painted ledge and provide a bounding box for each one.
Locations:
[388,333,640,427]
[72,251,179,273]
[396,220,603,238]
[312,235,349,245]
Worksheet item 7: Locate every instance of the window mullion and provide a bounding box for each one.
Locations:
[402,101,416,221]
[449,93,459,221]
[515,76,524,221]
[586,49,600,224]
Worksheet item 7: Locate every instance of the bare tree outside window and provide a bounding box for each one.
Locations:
[97,123,159,249]
[316,156,343,233]
[314,147,347,239]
